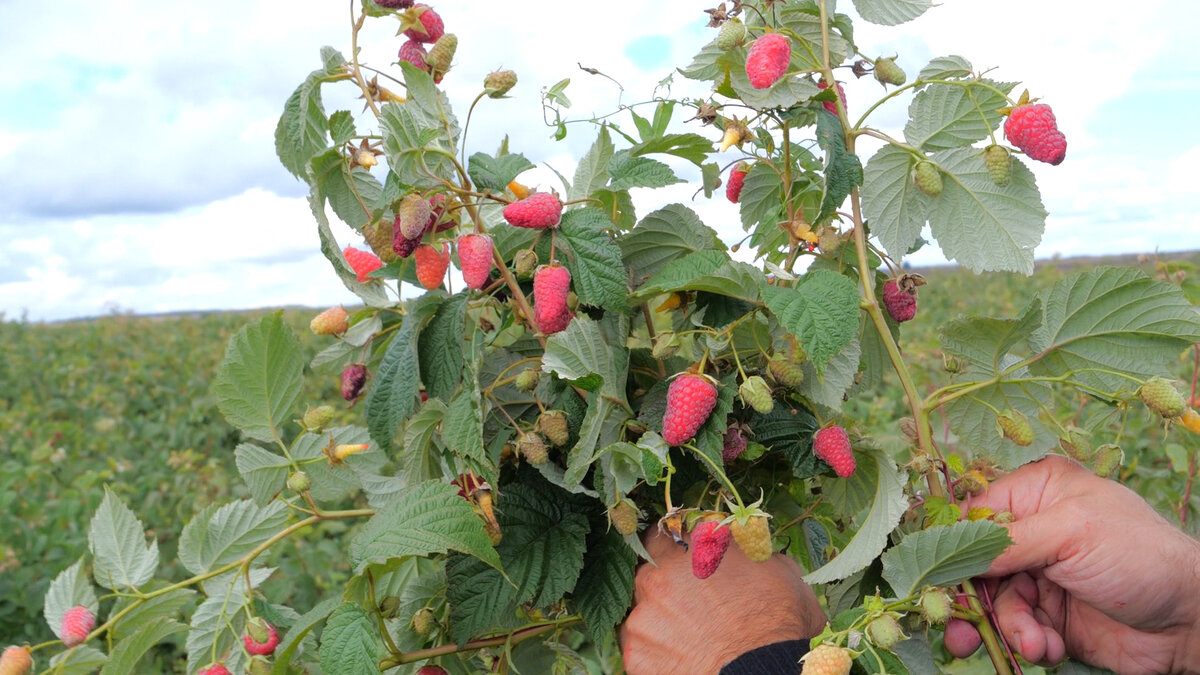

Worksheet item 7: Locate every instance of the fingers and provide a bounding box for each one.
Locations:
[980,510,1075,577]
[993,573,1066,665]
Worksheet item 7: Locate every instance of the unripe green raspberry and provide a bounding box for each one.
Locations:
[984,144,1012,187]
[247,656,271,675]
[302,405,336,432]
[1138,377,1186,418]
[245,617,271,644]
[484,69,517,98]
[866,614,905,648]
[287,471,310,493]
[1093,443,1123,477]
[514,368,539,392]
[517,431,549,465]
[412,607,436,638]
[362,219,399,263]
[537,410,570,447]
[609,500,639,536]
[996,409,1034,446]
[912,160,943,197]
[427,33,457,78]
[919,588,953,625]
[716,19,747,50]
[873,56,906,86]
[767,353,805,388]
[513,248,538,277]
[1058,426,1092,462]
[739,375,774,414]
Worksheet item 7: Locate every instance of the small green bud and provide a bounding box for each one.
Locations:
[287,471,311,493]
[302,405,335,432]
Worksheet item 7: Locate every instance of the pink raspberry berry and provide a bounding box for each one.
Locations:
[691,520,732,579]
[745,33,790,89]
[813,425,856,478]
[726,164,748,203]
[403,5,444,43]
[662,374,719,446]
[533,264,572,334]
[503,192,562,229]
[457,234,494,290]
[1003,103,1067,165]
[60,605,94,647]
[344,246,384,283]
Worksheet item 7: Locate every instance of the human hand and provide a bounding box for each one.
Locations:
[619,528,826,675]
[970,455,1200,674]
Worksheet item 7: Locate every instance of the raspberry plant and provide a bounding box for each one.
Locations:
[14,0,1200,673]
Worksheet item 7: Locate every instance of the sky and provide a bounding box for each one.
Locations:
[1,0,1198,322]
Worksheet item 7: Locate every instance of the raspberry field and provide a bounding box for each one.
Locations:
[4,252,1198,669]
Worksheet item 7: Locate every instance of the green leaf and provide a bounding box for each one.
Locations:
[292,426,383,502]
[445,553,521,644]
[443,388,487,466]
[319,603,385,675]
[678,40,727,82]
[619,204,723,285]
[571,530,636,644]
[234,443,290,506]
[328,110,355,145]
[178,500,289,576]
[606,150,684,191]
[690,373,737,477]
[814,110,863,225]
[730,54,822,111]
[48,645,108,675]
[804,448,907,584]
[309,148,382,231]
[852,0,933,25]
[211,312,305,445]
[44,558,98,641]
[944,355,1059,469]
[308,190,392,307]
[763,270,860,376]
[917,55,974,82]
[777,5,853,67]
[348,480,501,572]
[274,51,342,178]
[928,147,1047,275]
[799,335,861,412]
[860,145,927,262]
[1029,267,1200,394]
[273,596,340,675]
[541,315,629,400]
[493,481,591,607]
[738,157,785,235]
[904,80,1014,151]
[468,151,534,193]
[366,293,445,449]
[751,405,823,479]
[940,298,1043,373]
[187,581,250,675]
[882,520,1013,596]
[89,488,158,591]
[569,126,614,201]
[631,249,764,304]
[418,292,467,401]
[100,619,187,675]
[110,588,195,641]
[557,207,628,312]
[628,133,713,166]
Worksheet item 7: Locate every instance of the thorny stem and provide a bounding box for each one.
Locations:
[377,616,582,668]
[962,579,1018,675]
[348,0,381,119]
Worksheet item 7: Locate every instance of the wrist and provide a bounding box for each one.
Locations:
[1171,536,1200,673]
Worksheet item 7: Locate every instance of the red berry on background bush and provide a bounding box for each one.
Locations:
[60,605,94,647]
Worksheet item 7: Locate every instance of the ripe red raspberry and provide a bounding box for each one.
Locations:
[661,374,719,445]
[817,80,847,116]
[503,192,562,229]
[533,264,573,334]
[722,426,748,463]
[341,363,369,402]
[198,665,232,675]
[397,39,428,70]
[414,242,450,290]
[0,645,32,675]
[1003,103,1067,165]
[344,246,384,283]
[456,234,494,290]
[725,164,748,203]
[416,667,449,675]
[243,618,280,656]
[813,425,855,477]
[60,605,94,647]
[882,279,917,322]
[690,519,732,579]
[745,33,790,89]
[403,5,444,43]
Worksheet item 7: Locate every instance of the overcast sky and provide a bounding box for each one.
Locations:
[2,0,1198,322]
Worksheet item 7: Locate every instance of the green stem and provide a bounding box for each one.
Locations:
[962,579,1015,675]
[378,616,581,668]
[686,443,744,510]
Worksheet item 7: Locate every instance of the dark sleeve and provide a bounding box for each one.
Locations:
[718,639,810,674]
